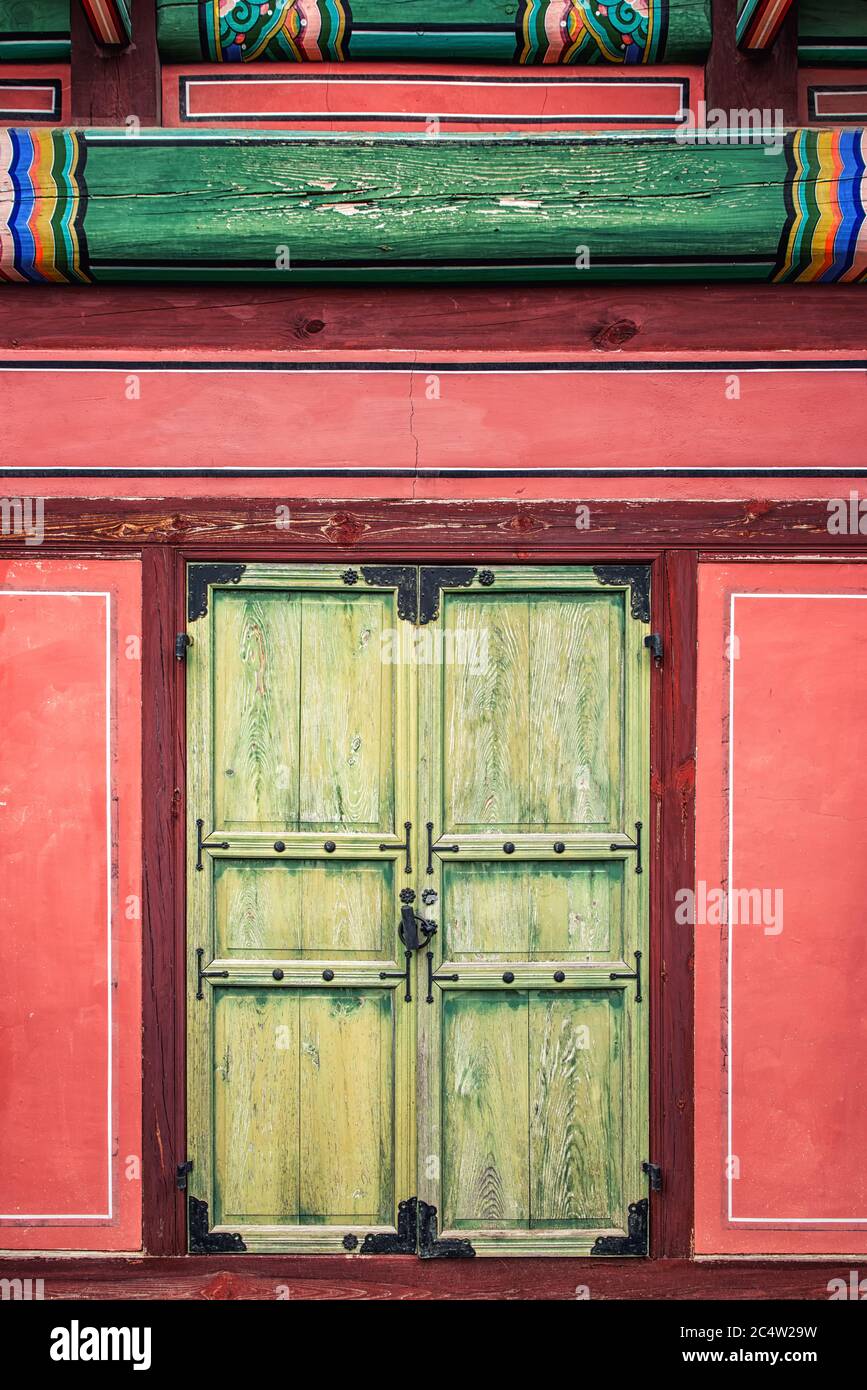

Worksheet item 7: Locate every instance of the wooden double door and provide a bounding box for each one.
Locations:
[186,562,650,1257]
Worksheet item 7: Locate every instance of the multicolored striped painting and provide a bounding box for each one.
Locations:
[736,0,794,53]
[0,128,89,283]
[775,130,867,283]
[1,126,866,286]
[82,1,132,48]
[517,1,668,65]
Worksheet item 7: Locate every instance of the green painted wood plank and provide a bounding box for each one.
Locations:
[0,1,69,62]
[800,1,867,64]
[158,1,710,65]
[3,128,865,286]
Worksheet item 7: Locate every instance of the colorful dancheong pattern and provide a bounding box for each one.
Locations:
[82,0,133,48]
[516,1,668,65]
[736,0,795,53]
[0,129,90,284]
[775,130,867,283]
[201,1,351,62]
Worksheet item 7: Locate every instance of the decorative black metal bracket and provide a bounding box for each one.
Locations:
[381,820,413,874]
[426,952,459,1003]
[196,818,229,872]
[592,565,651,624]
[426,821,458,874]
[188,563,246,622]
[358,1198,475,1257]
[357,565,418,623]
[379,950,414,1003]
[591,1198,649,1257]
[196,946,229,1001]
[188,1196,247,1254]
[351,566,492,624]
[418,566,478,625]
[612,820,643,874]
[610,949,643,1004]
[360,1197,419,1254]
[418,1200,476,1259]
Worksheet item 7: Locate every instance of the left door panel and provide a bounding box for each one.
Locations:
[186,565,414,1253]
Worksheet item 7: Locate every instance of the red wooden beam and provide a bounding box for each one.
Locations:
[707,0,798,125]
[737,0,797,53]
[71,0,159,125]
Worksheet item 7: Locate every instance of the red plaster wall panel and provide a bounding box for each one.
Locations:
[0,559,141,1251]
[0,66,68,124]
[695,563,867,1255]
[163,62,701,132]
[0,356,865,490]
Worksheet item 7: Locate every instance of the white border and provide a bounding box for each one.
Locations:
[0,590,112,1222]
[727,591,867,1224]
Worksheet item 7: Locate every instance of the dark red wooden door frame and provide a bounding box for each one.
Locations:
[139,529,697,1260]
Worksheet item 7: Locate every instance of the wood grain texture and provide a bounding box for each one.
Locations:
[7,499,867,551]
[649,550,697,1258]
[0,1254,854,1299]
[5,125,863,284]
[142,545,186,1255]
[1,285,864,353]
[187,565,413,1254]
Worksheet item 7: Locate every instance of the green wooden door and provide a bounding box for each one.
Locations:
[186,563,649,1257]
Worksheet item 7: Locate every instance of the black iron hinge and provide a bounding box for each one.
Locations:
[175,633,192,662]
[642,1161,663,1192]
[644,632,663,665]
[176,1160,193,1191]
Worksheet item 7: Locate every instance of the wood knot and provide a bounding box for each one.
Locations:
[323,511,367,546]
[508,514,535,534]
[592,318,639,352]
[292,315,326,340]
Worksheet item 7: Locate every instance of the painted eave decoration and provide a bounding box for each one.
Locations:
[157,1,712,65]
[82,1,132,49]
[1,126,866,286]
[736,0,795,53]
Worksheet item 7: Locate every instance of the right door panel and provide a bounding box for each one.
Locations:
[418,566,650,1256]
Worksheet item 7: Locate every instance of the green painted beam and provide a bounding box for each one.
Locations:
[1,127,866,285]
[800,0,867,65]
[157,1,711,65]
[0,1,69,62]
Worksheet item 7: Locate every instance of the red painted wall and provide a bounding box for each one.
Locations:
[0,353,865,500]
[162,61,701,132]
[695,562,867,1255]
[0,559,141,1251]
